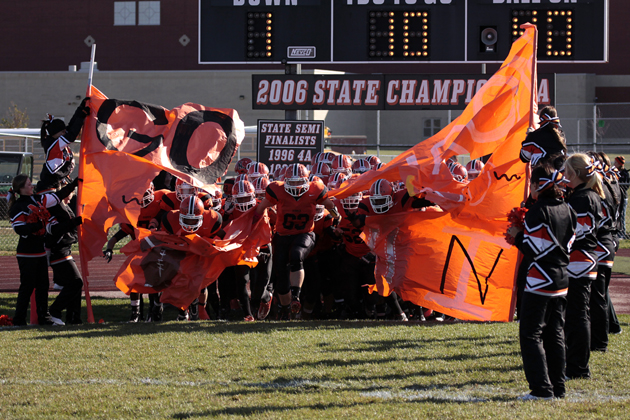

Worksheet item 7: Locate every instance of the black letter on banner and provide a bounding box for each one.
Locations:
[169,110,238,185]
[440,235,503,305]
[95,100,169,154]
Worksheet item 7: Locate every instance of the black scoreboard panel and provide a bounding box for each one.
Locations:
[332,2,466,62]
[199,1,607,64]
[466,0,607,63]
[199,0,331,63]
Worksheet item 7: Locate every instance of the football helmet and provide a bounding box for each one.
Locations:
[450,163,468,182]
[310,152,323,168]
[366,155,382,167]
[235,173,249,184]
[175,178,197,201]
[233,180,257,212]
[465,159,485,180]
[272,166,287,182]
[142,182,154,208]
[179,196,204,233]
[341,191,363,211]
[247,162,270,182]
[327,172,347,190]
[314,204,325,222]
[352,158,372,174]
[374,162,385,171]
[284,163,310,197]
[211,189,223,212]
[320,152,337,164]
[312,162,331,185]
[368,179,394,214]
[331,154,353,176]
[235,157,253,175]
[253,176,270,200]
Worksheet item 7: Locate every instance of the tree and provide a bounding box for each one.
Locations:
[0,102,29,128]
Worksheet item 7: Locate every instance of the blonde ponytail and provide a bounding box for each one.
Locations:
[564,153,605,198]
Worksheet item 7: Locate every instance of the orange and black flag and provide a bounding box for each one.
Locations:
[78,87,245,268]
[335,26,539,322]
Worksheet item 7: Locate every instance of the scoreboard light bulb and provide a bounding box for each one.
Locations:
[389,52,394,56]
[404,39,409,43]
[404,25,409,30]
[266,32,271,37]
[513,31,518,36]
[519,31,524,35]
[567,11,572,15]
[423,25,428,30]
[423,52,428,56]
[547,38,552,42]
[422,39,427,43]
[266,46,271,50]
[404,32,409,36]
[567,18,572,23]
[266,19,271,24]
[548,11,553,15]
[513,17,518,22]
[548,18,552,23]
[390,19,395,23]
[389,12,394,16]
[567,51,572,56]
[404,12,409,17]
[567,37,572,42]
[423,19,428,23]
[389,45,394,50]
[560,51,565,55]
[553,51,558,56]
[404,19,409,24]
[389,25,394,30]
[390,38,395,43]
[266,52,271,57]
[422,32,427,36]
[533,11,538,15]
[567,44,572,49]
[404,45,409,50]
[567,30,572,35]
[404,52,409,56]
[533,18,537,23]
[561,11,565,16]
[513,24,518,29]
[267,13,272,18]
[389,32,394,36]
[266,26,271,31]
[423,12,428,17]
[548,31,553,35]
[554,11,559,16]
[422,45,428,50]
[266,39,271,44]
[547,51,552,56]
[547,44,552,49]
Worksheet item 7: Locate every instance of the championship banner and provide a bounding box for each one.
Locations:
[331,25,539,321]
[79,86,245,265]
[256,119,324,174]
[252,73,554,110]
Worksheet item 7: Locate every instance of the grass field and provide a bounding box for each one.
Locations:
[0,296,629,419]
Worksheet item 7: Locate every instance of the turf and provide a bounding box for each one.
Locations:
[0,296,629,419]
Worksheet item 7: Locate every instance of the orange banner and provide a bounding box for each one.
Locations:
[114,209,272,309]
[339,27,538,321]
[78,87,245,266]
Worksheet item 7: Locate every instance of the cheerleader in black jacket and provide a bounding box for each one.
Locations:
[563,153,606,379]
[508,164,577,400]
[45,183,84,325]
[8,175,79,326]
[36,98,89,193]
[587,152,620,352]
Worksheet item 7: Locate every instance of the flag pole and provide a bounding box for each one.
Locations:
[79,43,96,323]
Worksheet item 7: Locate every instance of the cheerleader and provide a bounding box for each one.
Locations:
[563,153,606,379]
[8,175,79,325]
[507,163,576,400]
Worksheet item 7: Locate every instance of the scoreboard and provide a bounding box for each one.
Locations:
[199,0,607,64]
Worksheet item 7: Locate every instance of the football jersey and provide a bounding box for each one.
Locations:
[338,210,370,258]
[265,181,328,236]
